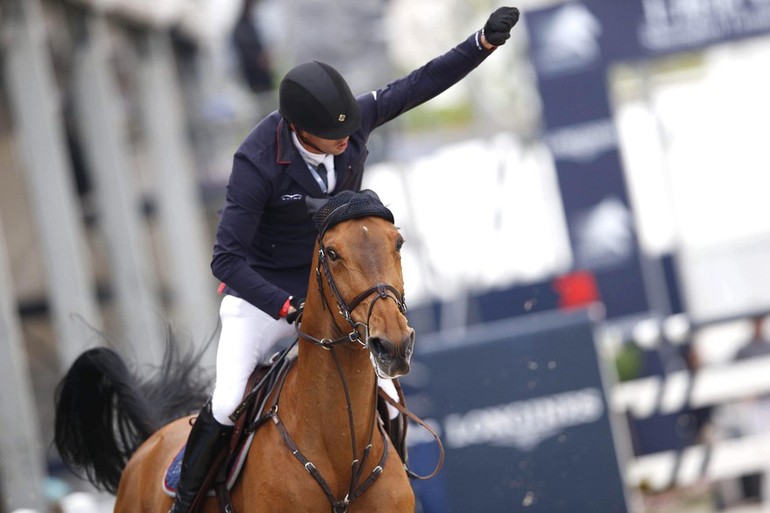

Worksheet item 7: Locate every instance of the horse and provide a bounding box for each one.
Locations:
[54,192,417,512]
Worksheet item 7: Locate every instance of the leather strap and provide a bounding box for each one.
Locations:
[378,389,445,480]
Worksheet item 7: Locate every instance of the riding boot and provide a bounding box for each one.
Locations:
[377,388,408,466]
[170,401,233,513]
[388,413,408,466]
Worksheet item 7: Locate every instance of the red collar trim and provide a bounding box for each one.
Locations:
[276,118,293,166]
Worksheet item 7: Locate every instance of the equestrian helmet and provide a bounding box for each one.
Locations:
[279,61,361,140]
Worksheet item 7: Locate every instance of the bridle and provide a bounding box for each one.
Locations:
[274,228,410,513]
[296,234,408,350]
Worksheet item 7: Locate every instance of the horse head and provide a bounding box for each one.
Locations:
[308,190,415,379]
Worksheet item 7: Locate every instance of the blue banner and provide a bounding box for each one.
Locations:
[408,310,629,512]
[526,1,770,319]
[527,4,650,318]
[589,0,770,61]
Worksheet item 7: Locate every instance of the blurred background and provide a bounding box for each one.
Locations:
[1,0,770,511]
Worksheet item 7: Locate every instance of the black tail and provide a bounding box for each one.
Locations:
[53,328,212,494]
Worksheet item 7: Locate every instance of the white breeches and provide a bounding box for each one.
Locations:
[211,295,294,424]
[210,295,399,425]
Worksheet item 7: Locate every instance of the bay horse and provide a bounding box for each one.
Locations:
[54,191,417,512]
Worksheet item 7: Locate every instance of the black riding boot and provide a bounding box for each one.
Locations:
[170,401,233,513]
[378,392,408,466]
[388,414,408,466]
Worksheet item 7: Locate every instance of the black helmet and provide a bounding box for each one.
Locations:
[279,61,361,139]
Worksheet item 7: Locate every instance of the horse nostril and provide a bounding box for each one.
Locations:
[370,332,415,361]
[368,336,390,360]
[369,332,414,378]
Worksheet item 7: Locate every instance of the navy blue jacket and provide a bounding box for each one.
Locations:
[212,33,494,317]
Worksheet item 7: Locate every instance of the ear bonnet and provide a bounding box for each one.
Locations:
[310,190,394,237]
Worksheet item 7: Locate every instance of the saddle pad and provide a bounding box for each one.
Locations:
[162,431,255,498]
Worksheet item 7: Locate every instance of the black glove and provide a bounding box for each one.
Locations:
[483,7,520,46]
[286,297,304,324]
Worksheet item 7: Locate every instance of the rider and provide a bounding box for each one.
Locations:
[170,7,520,513]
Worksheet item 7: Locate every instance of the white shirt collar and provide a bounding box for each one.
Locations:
[291,132,325,166]
[291,132,336,193]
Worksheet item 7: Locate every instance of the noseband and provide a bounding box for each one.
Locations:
[298,238,408,349]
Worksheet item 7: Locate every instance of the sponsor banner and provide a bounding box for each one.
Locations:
[443,387,605,451]
[589,0,770,61]
[527,0,770,319]
[530,1,770,74]
[408,311,629,512]
[527,2,606,80]
[527,5,651,318]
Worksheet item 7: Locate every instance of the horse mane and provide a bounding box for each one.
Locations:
[54,325,213,493]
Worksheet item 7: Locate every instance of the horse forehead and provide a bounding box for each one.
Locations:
[337,218,394,246]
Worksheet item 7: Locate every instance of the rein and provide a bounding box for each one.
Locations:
[378,390,445,480]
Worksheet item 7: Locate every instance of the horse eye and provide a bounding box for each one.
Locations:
[396,238,405,252]
[326,248,340,261]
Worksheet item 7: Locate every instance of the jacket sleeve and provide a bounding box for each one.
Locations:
[359,32,494,132]
[211,153,289,318]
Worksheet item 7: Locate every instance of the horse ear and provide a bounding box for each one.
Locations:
[305,196,330,216]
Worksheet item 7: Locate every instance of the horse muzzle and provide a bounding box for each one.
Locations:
[367,328,415,379]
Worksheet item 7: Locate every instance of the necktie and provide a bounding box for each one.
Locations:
[317,163,328,192]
